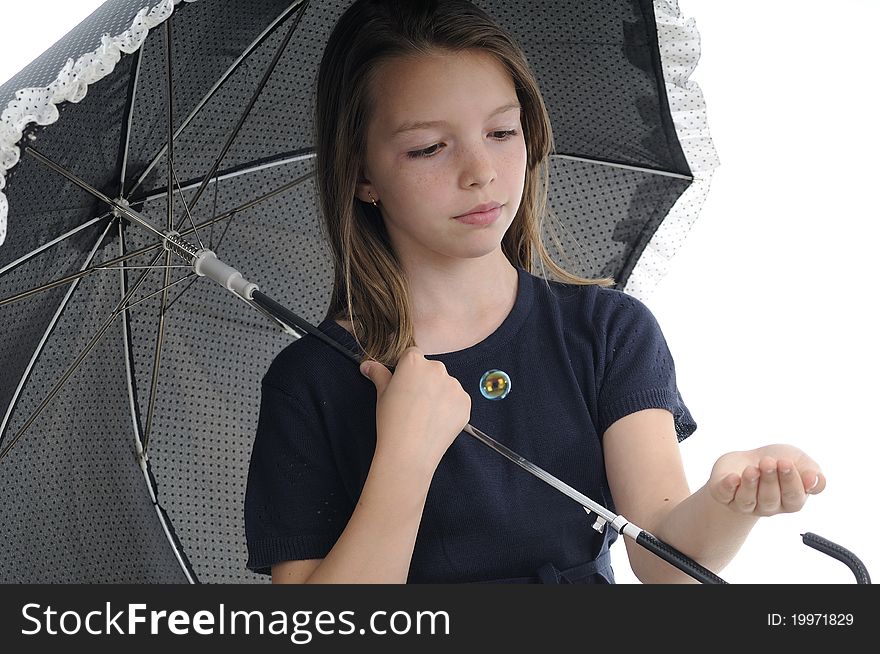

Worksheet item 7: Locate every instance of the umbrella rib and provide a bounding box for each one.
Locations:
[123,272,198,312]
[117,218,144,453]
[0,213,110,277]
[183,2,308,216]
[130,152,314,206]
[0,261,196,308]
[143,254,174,454]
[125,0,308,199]
[0,247,167,461]
[211,207,237,252]
[145,17,201,444]
[117,48,143,198]
[551,153,694,180]
[160,275,200,315]
[165,18,175,233]
[25,147,166,242]
[171,164,204,250]
[0,173,310,309]
[115,218,197,584]
[0,218,115,450]
[209,176,219,250]
[148,17,178,455]
[179,168,311,225]
[94,265,191,271]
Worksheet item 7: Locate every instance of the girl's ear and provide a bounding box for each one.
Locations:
[355,174,376,204]
[354,188,374,204]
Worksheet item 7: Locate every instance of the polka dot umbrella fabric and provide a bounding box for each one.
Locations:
[0,0,718,582]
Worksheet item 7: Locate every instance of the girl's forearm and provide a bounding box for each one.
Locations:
[627,484,759,584]
[303,451,433,584]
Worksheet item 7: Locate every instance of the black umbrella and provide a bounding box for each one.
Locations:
[0,0,718,583]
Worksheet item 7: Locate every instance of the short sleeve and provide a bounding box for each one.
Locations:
[244,382,353,575]
[596,291,697,442]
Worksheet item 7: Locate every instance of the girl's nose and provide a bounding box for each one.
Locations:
[460,143,497,188]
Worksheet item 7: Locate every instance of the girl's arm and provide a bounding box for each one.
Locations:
[274,347,471,584]
[603,408,824,583]
[275,450,435,584]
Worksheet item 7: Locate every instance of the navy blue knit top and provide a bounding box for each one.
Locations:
[244,266,697,583]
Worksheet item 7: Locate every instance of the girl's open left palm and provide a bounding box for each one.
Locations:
[707,444,826,516]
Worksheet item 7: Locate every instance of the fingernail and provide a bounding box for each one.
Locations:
[808,476,820,491]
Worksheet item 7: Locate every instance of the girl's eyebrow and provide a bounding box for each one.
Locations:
[391,101,521,137]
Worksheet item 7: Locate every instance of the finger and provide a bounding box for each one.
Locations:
[360,359,392,394]
[732,465,760,513]
[792,452,826,494]
[712,472,741,504]
[755,456,782,515]
[802,470,826,495]
[777,458,807,512]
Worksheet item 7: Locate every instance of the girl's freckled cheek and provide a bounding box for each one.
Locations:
[415,174,438,189]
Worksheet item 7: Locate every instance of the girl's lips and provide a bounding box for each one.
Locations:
[453,205,502,226]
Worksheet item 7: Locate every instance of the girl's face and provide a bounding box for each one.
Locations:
[357,49,528,269]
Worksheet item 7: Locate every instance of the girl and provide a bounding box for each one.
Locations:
[244,0,825,584]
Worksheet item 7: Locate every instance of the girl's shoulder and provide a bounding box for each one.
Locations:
[334,318,354,336]
[529,271,656,334]
[530,271,611,311]
[262,320,358,395]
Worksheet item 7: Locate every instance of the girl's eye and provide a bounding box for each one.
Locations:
[407,144,441,159]
[406,129,519,159]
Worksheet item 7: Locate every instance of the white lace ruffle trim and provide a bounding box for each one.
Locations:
[625,0,721,301]
[0,0,198,247]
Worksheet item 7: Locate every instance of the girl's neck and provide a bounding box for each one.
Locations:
[406,254,517,323]
[404,255,518,354]
[334,254,520,355]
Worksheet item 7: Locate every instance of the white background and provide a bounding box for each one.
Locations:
[0,1,876,584]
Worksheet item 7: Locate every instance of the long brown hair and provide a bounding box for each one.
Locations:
[314,0,615,367]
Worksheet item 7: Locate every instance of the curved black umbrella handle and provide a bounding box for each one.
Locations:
[802,532,871,584]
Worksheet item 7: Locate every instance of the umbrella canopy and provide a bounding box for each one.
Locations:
[0,0,717,582]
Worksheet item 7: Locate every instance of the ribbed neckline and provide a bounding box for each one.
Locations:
[318,265,535,365]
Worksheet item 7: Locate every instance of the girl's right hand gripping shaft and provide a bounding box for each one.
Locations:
[360,346,472,479]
